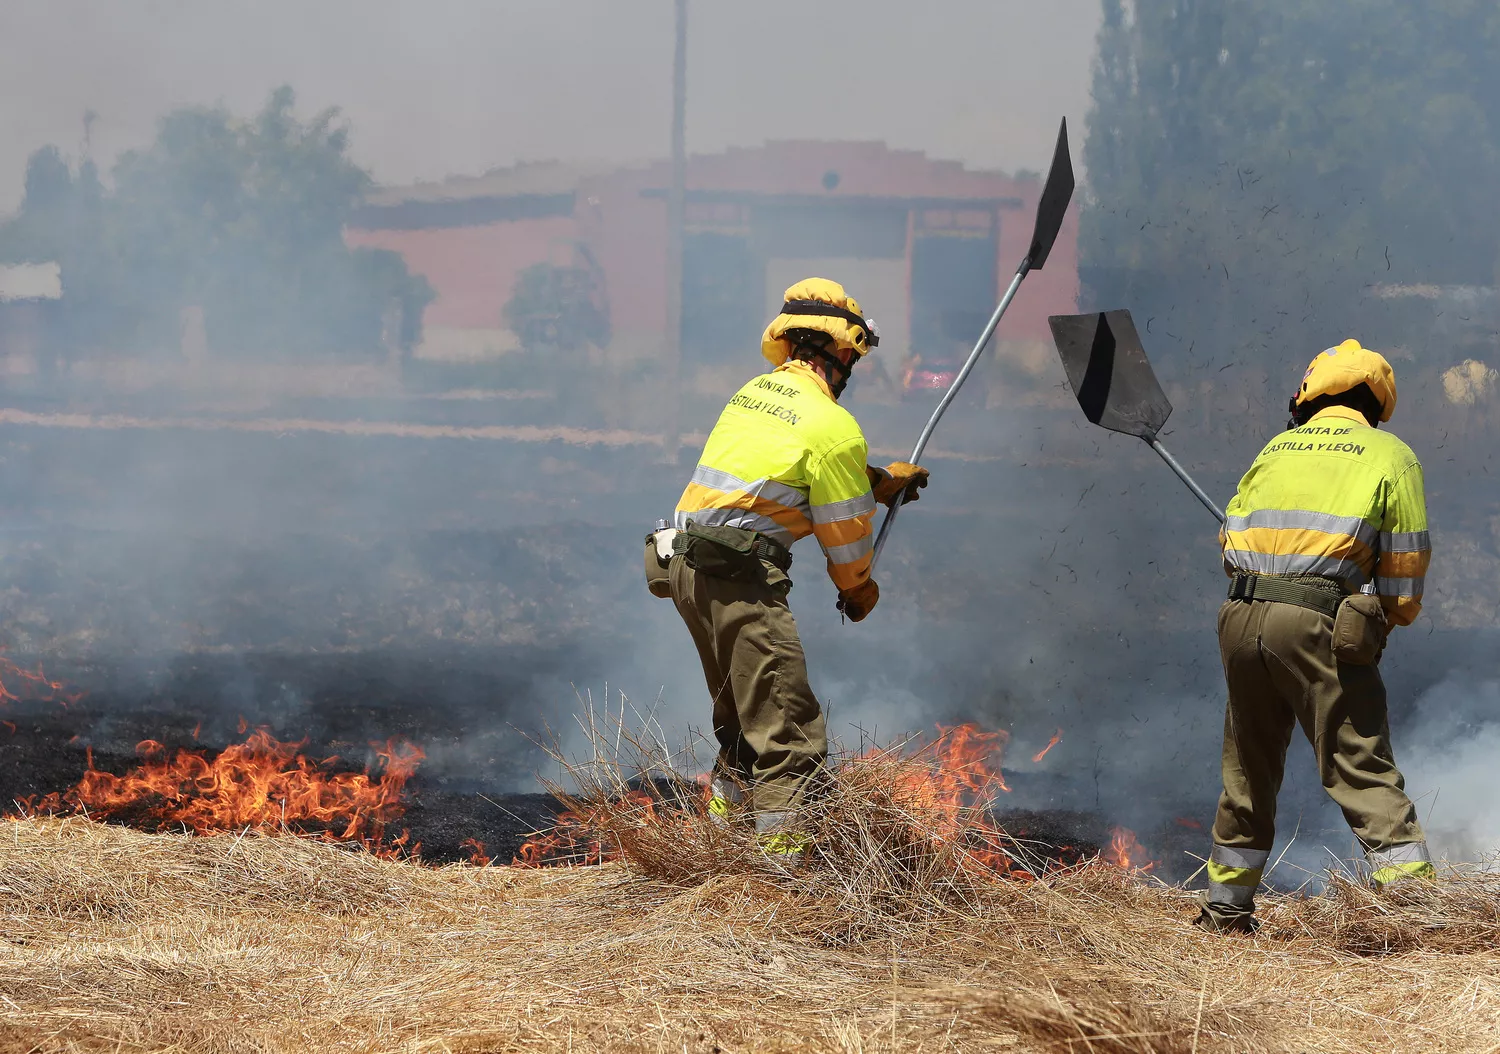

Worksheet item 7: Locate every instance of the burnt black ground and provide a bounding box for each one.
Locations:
[0,404,1492,880]
[0,648,577,863]
[0,661,1194,873]
[0,648,1142,868]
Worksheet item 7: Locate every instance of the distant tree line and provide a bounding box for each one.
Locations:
[1081,0,1500,377]
[504,260,610,355]
[0,87,432,359]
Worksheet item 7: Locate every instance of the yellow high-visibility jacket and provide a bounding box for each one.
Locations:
[675,360,876,592]
[1221,405,1430,626]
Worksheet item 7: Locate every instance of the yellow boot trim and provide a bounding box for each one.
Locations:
[1371,860,1436,886]
[758,831,812,856]
[707,794,735,820]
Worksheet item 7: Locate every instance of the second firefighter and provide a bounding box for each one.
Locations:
[1200,340,1435,932]
[646,278,929,856]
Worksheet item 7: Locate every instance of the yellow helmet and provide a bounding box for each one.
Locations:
[1294,339,1397,423]
[761,277,879,368]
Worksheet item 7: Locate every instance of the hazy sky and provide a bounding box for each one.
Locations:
[0,1,1100,211]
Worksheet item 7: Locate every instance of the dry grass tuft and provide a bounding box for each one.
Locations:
[1265,864,1500,956]
[3,730,1499,1052]
[551,745,1029,942]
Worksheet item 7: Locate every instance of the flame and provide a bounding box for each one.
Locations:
[866,723,1032,877]
[514,724,1034,873]
[1031,728,1063,763]
[509,724,1145,880]
[1103,826,1156,872]
[461,838,491,867]
[0,656,82,707]
[20,728,425,857]
[513,788,657,867]
[879,723,1012,809]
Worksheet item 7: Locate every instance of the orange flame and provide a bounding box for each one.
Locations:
[1031,728,1063,763]
[461,838,491,867]
[509,724,1145,880]
[514,724,1033,873]
[20,728,425,857]
[513,788,657,867]
[865,723,1032,877]
[877,723,1012,810]
[0,656,82,708]
[1103,826,1156,872]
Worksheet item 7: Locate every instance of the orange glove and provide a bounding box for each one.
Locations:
[836,579,880,622]
[867,461,929,508]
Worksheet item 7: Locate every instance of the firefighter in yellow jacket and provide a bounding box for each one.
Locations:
[647,279,929,852]
[1200,340,1435,932]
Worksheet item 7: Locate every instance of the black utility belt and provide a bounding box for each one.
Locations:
[673,521,793,577]
[1227,572,1342,618]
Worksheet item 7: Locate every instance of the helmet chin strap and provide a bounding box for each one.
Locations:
[795,342,853,398]
[1288,388,1382,431]
[1286,394,1306,431]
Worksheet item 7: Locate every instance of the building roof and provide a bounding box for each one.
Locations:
[610,140,1029,203]
[360,161,612,207]
[350,143,1036,232]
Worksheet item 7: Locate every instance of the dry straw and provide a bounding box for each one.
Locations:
[3,719,1499,1052]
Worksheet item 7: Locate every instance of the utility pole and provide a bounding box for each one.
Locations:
[661,0,688,463]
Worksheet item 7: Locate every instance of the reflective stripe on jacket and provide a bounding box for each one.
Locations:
[675,360,876,591]
[1220,405,1430,626]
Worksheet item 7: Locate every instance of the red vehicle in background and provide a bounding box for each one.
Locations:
[900,353,962,400]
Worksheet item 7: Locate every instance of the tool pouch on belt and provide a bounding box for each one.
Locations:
[676,521,765,582]
[1331,592,1387,665]
[675,521,790,585]
[643,529,675,599]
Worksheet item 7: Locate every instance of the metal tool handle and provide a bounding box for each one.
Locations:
[869,262,1031,573]
[1144,435,1225,524]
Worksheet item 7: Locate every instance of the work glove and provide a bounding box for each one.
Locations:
[866,461,929,508]
[836,578,880,622]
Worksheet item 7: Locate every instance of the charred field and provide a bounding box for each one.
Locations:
[0,423,1497,1050]
[0,648,571,864]
[0,646,1173,871]
[0,423,1245,873]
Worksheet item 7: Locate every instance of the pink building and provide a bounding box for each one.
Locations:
[346,144,1078,372]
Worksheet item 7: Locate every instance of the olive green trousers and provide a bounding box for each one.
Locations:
[668,554,827,818]
[1204,597,1429,922]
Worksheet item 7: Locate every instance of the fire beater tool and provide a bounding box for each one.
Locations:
[869,116,1076,574]
[1046,308,1225,523]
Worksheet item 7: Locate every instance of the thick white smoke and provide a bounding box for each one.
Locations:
[1401,676,1500,861]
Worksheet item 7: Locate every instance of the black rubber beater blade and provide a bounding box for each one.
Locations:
[1047,309,1173,439]
[1025,117,1076,271]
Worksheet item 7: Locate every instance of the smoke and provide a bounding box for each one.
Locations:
[0,1,1495,875]
[0,0,1100,212]
[1399,677,1500,862]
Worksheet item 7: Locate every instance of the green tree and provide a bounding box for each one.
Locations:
[503,262,610,354]
[0,87,432,358]
[1081,0,1500,382]
[0,146,75,263]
